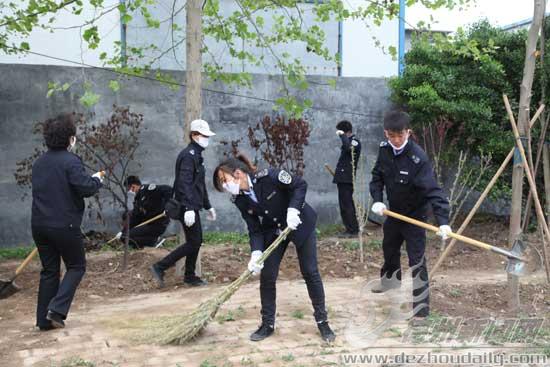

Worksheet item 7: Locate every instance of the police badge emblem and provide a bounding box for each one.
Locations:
[278,170,292,184]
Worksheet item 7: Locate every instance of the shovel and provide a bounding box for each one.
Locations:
[0,247,38,299]
[382,209,527,276]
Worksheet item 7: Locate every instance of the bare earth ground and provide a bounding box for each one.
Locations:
[1,220,549,366]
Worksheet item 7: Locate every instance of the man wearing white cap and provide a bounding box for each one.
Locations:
[150,119,217,287]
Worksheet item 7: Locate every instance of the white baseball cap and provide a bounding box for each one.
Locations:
[190,119,216,136]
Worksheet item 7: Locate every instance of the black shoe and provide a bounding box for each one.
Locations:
[337,231,358,239]
[46,310,65,329]
[37,324,54,331]
[150,264,165,288]
[318,321,336,342]
[183,275,207,287]
[370,280,401,293]
[250,323,274,341]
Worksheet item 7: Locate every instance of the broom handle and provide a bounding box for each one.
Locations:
[257,227,293,264]
[217,227,292,302]
[135,212,166,228]
[14,248,39,277]
[383,209,495,252]
[324,164,335,177]
[102,211,167,247]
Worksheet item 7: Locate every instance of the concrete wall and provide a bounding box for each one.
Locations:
[0,63,391,247]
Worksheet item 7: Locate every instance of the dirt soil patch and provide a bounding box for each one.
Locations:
[1,219,548,366]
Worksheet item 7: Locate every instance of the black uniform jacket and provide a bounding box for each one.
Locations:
[173,141,212,216]
[333,134,361,184]
[369,140,449,225]
[232,168,317,252]
[31,149,102,229]
[130,184,172,228]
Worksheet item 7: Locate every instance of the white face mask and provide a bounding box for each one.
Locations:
[223,178,240,195]
[68,136,76,151]
[196,136,209,148]
[388,138,409,151]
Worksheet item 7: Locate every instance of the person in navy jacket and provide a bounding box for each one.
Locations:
[213,154,335,343]
[31,113,103,330]
[369,111,450,320]
[150,119,217,287]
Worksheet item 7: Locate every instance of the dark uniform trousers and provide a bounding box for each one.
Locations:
[260,230,327,326]
[337,183,359,234]
[381,217,430,317]
[127,223,165,249]
[156,210,202,277]
[32,226,86,327]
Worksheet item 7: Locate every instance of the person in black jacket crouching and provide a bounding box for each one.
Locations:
[31,113,104,330]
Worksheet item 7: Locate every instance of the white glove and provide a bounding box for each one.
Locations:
[286,207,302,230]
[184,210,196,227]
[437,225,452,240]
[207,207,217,221]
[115,231,122,240]
[336,130,345,136]
[92,171,105,183]
[371,202,387,216]
[248,250,264,275]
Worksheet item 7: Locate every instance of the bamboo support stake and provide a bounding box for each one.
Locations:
[504,95,550,245]
[430,107,542,279]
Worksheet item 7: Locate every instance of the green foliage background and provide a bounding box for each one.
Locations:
[389,20,550,199]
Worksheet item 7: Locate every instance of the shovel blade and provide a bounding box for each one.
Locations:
[0,279,20,299]
[505,239,527,276]
[505,258,526,276]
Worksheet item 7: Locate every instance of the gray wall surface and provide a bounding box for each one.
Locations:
[0,64,389,247]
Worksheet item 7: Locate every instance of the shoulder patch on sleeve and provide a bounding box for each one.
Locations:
[148,184,156,191]
[351,140,359,147]
[380,141,388,147]
[278,170,292,184]
[189,149,195,156]
[410,154,421,164]
[255,168,269,179]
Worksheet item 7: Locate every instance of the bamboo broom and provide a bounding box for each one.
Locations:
[154,227,292,345]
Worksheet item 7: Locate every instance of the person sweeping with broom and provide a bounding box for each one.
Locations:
[213,154,336,342]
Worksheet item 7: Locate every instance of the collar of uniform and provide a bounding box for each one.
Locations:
[242,175,253,194]
[391,140,410,156]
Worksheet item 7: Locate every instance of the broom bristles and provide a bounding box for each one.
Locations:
[119,228,292,345]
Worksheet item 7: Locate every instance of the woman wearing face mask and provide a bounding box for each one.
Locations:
[150,119,217,287]
[213,154,336,343]
[31,113,104,330]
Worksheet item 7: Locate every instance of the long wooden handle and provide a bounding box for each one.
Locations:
[383,209,494,251]
[14,248,39,277]
[135,212,166,228]
[324,164,335,177]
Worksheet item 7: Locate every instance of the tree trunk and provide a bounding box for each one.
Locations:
[177,0,203,278]
[508,0,546,312]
